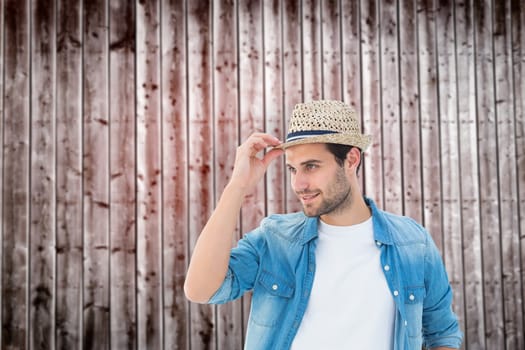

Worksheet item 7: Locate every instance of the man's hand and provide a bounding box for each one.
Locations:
[229,133,283,193]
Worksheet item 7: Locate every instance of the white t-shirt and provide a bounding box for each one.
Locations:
[290,217,396,349]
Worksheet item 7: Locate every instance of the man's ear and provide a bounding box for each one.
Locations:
[346,147,361,172]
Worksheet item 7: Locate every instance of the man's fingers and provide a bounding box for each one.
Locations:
[241,133,282,156]
[262,148,284,167]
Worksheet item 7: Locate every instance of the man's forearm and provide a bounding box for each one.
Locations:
[184,182,246,303]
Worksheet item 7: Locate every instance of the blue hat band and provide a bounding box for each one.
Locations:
[285,130,338,143]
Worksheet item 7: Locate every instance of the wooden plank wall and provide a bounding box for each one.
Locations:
[0,0,523,349]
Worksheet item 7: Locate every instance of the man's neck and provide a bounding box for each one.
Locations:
[320,195,371,226]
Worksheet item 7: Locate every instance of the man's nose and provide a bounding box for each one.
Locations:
[292,172,308,192]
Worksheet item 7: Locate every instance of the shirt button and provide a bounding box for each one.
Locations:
[393,290,399,296]
[272,284,278,291]
[404,320,408,326]
[375,241,382,247]
[383,265,390,271]
[409,294,415,301]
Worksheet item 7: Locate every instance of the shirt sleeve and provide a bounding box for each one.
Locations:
[207,231,262,304]
[422,235,464,349]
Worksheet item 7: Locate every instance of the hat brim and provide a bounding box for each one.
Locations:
[276,133,372,151]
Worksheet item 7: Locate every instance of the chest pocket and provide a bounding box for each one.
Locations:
[250,270,295,327]
[404,286,426,338]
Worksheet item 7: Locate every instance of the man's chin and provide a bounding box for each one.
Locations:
[302,206,319,217]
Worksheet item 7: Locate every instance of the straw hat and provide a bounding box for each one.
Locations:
[277,100,371,151]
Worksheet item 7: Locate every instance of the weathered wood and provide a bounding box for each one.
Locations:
[161,0,189,348]
[380,0,403,215]
[0,1,524,349]
[282,0,302,212]
[30,1,56,349]
[302,0,322,100]
[2,1,30,349]
[187,1,217,348]
[213,0,243,348]
[474,0,505,348]
[399,0,422,221]
[238,0,264,336]
[56,0,83,348]
[418,0,443,250]
[455,0,485,347]
[360,0,383,205]
[436,0,466,332]
[322,0,342,99]
[341,0,361,124]
[264,0,286,214]
[0,2,4,346]
[511,0,525,345]
[109,1,137,349]
[341,0,366,191]
[494,1,524,348]
[136,0,163,349]
[83,0,110,349]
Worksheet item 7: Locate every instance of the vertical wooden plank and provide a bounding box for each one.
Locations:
[30,0,56,349]
[360,0,383,204]
[380,0,402,214]
[341,0,361,121]
[56,0,83,347]
[435,0,466,334]
[187,1,217,348]
[238,0,264,337]
[2,1,30,349]
[109,1,137,348]
[321,0,342,99]
[263,0,285,214]
[511,0,525,342]
[302,0,322,100]
[418,0,443,250]
[399,0,423,221]
[83,0,110,348]
[455,0,485,347]
[136,0,162,348]
[213,0,243,348]
[161,0,189,348]
[0,1,4,344]
[341,0,367,191]
[474,0,505,348]
[282,0,302,212]
[494,0,523,348]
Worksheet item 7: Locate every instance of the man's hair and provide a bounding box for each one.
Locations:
[325,143,362,175]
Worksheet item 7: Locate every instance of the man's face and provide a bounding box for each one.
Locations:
[285,143,352,218]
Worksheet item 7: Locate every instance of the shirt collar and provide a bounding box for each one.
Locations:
[299,196,394,246]
[365,197,394,245]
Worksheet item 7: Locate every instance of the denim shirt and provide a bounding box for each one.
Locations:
[209,197,463,349]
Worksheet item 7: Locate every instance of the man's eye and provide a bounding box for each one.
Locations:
[305,164,317,171]
[287,167,296,174]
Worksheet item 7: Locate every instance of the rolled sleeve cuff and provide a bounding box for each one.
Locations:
[207,269,235,304]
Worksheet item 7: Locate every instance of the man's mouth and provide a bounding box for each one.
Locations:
[299,192,320,204]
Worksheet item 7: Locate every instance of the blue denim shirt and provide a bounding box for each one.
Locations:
[209,197,463,349]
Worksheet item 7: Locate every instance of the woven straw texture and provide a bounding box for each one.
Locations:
[278,100,371,150]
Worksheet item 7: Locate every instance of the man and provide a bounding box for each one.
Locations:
[185,100,463,349]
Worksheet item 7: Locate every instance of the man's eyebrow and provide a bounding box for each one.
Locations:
[300,159,322,165]
[286,159,323,167]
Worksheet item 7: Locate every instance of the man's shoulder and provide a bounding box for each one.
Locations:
[249,211,312,244]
